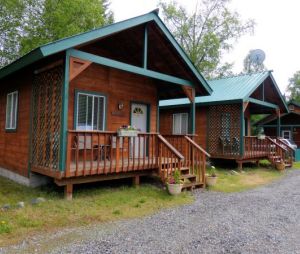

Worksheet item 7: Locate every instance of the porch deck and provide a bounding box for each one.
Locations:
[210,136,294,169]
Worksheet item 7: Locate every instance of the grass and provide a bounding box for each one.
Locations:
[208,165,283,193]
[292,161,300,169]
[0,177,193,247]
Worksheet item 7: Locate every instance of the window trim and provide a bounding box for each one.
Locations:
[172,113,189,135]
[5,90,18,131]
[74,90,107,131]
[282,130,291,140]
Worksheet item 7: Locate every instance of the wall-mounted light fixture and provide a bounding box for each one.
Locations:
[118,102,124,110]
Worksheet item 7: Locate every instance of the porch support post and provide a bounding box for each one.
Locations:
[240,103,245,156]
[190,88,196,134]
[59,50,71,171]
[276,109,281,137]
[143,24,148,69]
[157,97,160,132]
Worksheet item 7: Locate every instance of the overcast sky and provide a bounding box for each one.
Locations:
[110,0,300,94]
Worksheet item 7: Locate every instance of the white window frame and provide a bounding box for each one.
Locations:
[5,91,18,130]
[75,92,106,131]
[282,130,291,140]
[172,113,189,134]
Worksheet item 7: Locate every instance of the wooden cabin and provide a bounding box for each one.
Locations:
[0,11,212,199]
[159,71,294,169]
[257,101,300,147]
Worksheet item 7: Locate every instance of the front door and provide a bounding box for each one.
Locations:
[131,103,148,157]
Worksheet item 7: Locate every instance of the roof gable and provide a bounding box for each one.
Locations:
[160,71,288,113]
[0,11,212,95]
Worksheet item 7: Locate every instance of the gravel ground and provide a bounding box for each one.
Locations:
[2,170,300,254]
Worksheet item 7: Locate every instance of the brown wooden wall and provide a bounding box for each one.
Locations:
[159,106,207,149]
[0,72,32,177]
[68,64,158,132]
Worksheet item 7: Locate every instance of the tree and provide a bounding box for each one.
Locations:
[243,49,266,73]
[0,0,114,67]
[286,71,300,102]
[0,0,25,66]
[158,0,255,78]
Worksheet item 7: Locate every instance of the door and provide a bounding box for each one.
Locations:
[131,103,148,157]
[282,130,291,140]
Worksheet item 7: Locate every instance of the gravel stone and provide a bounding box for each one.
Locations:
[1,170,300,254]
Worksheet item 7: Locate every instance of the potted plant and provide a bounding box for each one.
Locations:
[205,166,218,186]
[257,127,266,140]
[167,169,183,195]
[117,125,139,137]
[275,161,285,171]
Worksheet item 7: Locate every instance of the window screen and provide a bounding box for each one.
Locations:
[173,113,189,134]
[76,92,105,131]
[6,91,18,130]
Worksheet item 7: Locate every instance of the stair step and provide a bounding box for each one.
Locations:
[180,174,196,181]
[182,182,203,190]
[285,163,292,168]
[180,167,190,174]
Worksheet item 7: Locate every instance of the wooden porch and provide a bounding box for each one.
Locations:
[210,136,294,169]
[31,131,209,198]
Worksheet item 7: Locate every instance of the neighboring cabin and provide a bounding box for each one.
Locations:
[257,101,300,147]
[0,11,211,198]
[159,71,292,169]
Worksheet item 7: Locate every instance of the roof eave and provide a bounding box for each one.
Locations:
[0,48,44,80]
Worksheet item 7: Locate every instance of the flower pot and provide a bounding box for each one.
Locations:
[276,162,285,171]
[117,129,138,137]
[205,176,218,186]
[167,183,183,195]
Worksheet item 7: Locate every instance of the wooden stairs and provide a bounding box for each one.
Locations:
[180,167,204,191]
[267,137,294,169]
[158,134,210,191]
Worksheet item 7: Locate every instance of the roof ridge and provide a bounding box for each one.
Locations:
[209,70,271,82]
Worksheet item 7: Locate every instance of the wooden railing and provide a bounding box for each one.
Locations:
[65,131,158,177]
[244,136,290,166]
[157,134,184,182]
[271,138,294,166]
[163,134,210,184]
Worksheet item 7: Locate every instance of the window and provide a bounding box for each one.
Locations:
[75,92,105,131]
[5,91,18,130]
[173,113,188,134]
[221,113,231,139]
[282,130,291,140]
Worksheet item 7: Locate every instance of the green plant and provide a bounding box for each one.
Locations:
[208,166,217,177]
[168,169,182,184]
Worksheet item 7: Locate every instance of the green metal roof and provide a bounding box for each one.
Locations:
[0,10,212,94]
[160,71,288,112]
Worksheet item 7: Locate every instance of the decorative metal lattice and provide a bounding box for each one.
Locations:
[31,65,63,170]
[207,104,241,156]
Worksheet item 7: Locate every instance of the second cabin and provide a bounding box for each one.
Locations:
[159,71,294,169]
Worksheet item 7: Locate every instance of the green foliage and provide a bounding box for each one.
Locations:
[286,70,300,102]
[168,169,182,184]
[0,0,25,66]
[159,0,255,78]
[208,166,217,177]
[243,49,267,73]
[0,0,114,67]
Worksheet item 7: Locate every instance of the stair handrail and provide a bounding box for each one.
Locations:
[275,138,295,153]
[184,136,211,157]
[266,137,288,152]
[157,134,184,160]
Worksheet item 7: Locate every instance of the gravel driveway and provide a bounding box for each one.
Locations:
[3,170,300,254]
